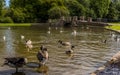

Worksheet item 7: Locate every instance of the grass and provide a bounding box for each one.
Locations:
[0,23,31,26]
[106,23,120,30]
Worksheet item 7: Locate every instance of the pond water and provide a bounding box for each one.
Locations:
[0,25,120,75]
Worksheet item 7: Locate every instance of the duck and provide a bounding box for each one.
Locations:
[71,30,77,36]
[58,40,71,46]
[2,57,27,73]
[26,40,33,51]
[37,45,48,65]
[47,30,51,34]
[103,39,107,43]
[65,49,74,54]
[21,35,25,40]
[60,28,63,33]
[3,36,6,41]
[8,27,11,30]
[60,30,63,33]
[48,27,51,30]
[65,46,75,54]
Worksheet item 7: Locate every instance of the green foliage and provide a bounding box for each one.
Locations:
[0,17,13,23]
[86,8,96,18]
[90,0,110,18]
[65,0,85,16]
[0,0,4,16]
[77,0,90,8]
[9,8,25,23]
[116,1,120,19]
[48,6,69,19]
[0,0,119,23]
[107,2,119,20]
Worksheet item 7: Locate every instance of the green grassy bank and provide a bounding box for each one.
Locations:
[106,23,120,30]
[0,23,31,26]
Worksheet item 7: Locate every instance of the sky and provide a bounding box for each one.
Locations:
[5,0,9,7]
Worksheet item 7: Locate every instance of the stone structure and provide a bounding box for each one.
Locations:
[79,16,85,22]
[87,17,92,22]
[97,18,102,22]
[66,16,72,23]
[52,16,108,27]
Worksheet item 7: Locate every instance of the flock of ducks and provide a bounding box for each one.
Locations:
[2,38,74,73]
[2,27,120,74]
[2,27,76,73]
[25,39,75,65]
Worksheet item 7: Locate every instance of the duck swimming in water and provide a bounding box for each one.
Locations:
[37,45,48,65]
[71,30,77,36]
[65,46,75,54]
[26,40,33,51]
[58,40,71,46]
[65,49,74,54]
[3,36,6,41]
[58,40,75,49]
[21,35,25,40]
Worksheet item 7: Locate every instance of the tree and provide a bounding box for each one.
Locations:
[77,0,90,8]
[48,5,69,19]
[37,0,65,21]
[65,0,85,16]
[77,0,96,18]
[115,1,120,19]
[9,0,40,22]
[4,0,120,23]
[106,1,119,20]
[90,0,110,18]
[0,0,4,16]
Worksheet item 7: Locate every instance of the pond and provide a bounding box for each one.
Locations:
[0,25,120,75]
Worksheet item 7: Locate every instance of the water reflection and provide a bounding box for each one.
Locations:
[12,72,25,75]
[36,65,49,75]
[3,29,15,57]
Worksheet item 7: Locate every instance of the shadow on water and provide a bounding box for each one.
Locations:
[0,61,49,75]
[0,65,49,75]
[0,69,25,75]
[12,72,25,75]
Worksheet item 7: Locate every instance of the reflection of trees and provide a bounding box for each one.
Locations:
[3,29,16,57]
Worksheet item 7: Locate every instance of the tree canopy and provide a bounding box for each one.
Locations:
[0,0,4,16]
[0,0,119,23]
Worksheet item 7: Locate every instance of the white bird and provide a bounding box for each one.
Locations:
[48,27,51,30]
[21,35,25,39]
[3,36,6,41]
[71,30,77,36]
[112,33,116,38]
[60,28,63,33]
[26,40,33,51]
[47,30,51,34]
[117,37,120,42]
[8,27,11,30]
[26,40,32,45]
[60,30,63,33]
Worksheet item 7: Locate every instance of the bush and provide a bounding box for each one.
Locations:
[0,17,13,23]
